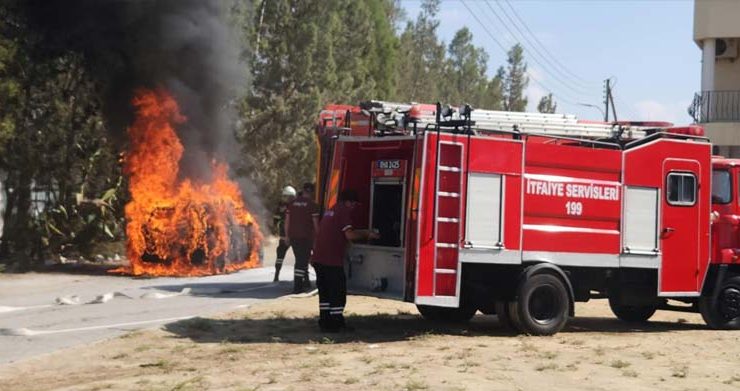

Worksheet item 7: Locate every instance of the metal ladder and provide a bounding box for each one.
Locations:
[362,100,651,140]
[432,140,464,297]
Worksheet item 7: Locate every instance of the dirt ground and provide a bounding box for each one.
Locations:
[1,294,739,391]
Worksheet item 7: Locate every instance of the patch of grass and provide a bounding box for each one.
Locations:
[722,375,740,384]
[320,336,335,344]
[359,355,374,364]
[569,339,585,346]
[134,345,151,353]
[622,369,638,378]
[671,365,689,378]
[610,360,631,369]
[121,331,143,339]
[437,346,450,351]
[182,317,214,333]
[540,351,558,360]
[405,379,429,390]
[270,310,287,319]
[170,376,205,391]
[564,362,579,371]
[111,353,128,360]
[641,351,655,360]
[593,346,606,356]
[519,340,539,353]
[139,359,173,370]
[535,363,558,371]
[220,346,241,354]
[344,377,359,385]
[318,357,340,368]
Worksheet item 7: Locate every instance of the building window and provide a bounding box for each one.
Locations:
[667,172,696,206]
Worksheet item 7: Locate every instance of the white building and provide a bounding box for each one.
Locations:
[693,0,740,156]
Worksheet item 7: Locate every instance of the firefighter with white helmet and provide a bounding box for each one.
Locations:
[285,182,320,293]
[272,185,297,282]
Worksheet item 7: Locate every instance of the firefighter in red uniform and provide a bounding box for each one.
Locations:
[285,183,320,293]
[311,189,379,332]
[273,185,296,282]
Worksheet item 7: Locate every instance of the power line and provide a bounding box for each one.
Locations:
[481,1,594,97]
[459,0,585,108]
[500,0,599,87]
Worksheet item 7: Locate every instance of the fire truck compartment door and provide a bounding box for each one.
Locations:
[345,244,405,300]
[465,173,503,248]
[659,160,701,295]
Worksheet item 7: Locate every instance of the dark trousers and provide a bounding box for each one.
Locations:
[291,238,313,290]
[314,263,346,330]
[273,238,290,279]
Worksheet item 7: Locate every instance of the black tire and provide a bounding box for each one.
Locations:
[416,305,477,323]
[699,276,740,330]
[494,300,517,330]
[608,295,657,323]
[511,273,570,336]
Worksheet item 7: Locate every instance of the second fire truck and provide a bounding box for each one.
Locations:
[314,101,740,335]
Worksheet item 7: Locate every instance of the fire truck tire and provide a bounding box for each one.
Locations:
[608,296,657,323]
[511,273,570,336]
[494,300,516,330]
[699,276,740,330]
[416,305,477,323]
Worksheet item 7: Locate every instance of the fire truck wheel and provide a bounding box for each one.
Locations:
[494,300,516,331]
[699,276,740,330]
[608,296,657,323]
[511,273,570,336]
[416,305,477,323]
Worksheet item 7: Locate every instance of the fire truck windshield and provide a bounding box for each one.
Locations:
[712,170,731,204]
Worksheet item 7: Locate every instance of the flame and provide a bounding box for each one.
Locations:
[119,88,261,276]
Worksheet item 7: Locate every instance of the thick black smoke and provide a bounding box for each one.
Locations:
[27,0,247,180]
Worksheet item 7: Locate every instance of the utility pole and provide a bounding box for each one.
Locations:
[603,78,618,123]
[604,79,610,122]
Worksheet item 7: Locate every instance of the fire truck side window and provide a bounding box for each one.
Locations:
[666,172,697,206]
[712,170,731,204]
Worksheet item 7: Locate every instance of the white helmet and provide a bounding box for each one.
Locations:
[282,186,297,197]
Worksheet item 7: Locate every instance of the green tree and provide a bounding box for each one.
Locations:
[0,1,123,266]
[443,27,488,106]
[503,44,529,112]
[238,0,399,209]
[479,67,505,110]
[395,0,446,103]
[537,93,557,114]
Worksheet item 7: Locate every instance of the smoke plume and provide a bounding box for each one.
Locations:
[27,0,248,181]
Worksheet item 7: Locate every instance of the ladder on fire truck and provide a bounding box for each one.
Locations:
[360,100,654,140]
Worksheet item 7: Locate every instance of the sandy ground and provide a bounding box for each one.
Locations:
[0,294,738,391]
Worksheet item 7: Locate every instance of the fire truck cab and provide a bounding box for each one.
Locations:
[315,101,740,335]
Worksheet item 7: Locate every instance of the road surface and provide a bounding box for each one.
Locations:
[0,238,304,364]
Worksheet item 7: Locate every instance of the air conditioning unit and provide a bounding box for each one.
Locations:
[715,38,738,60]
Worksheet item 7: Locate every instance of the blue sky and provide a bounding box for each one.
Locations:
[400,0,699,124]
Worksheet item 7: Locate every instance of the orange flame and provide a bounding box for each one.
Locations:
[120,88,261,276]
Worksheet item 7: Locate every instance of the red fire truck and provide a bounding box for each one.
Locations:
[314,101,740,335]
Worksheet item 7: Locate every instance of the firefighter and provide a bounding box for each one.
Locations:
[273,185,297,282]
[285,182,320,293]
[311,189,379,332]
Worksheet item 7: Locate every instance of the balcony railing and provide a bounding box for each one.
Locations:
[690,90,740,123]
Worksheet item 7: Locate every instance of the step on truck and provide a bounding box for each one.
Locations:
[314,101,740,335]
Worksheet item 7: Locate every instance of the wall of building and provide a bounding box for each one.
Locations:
[694,0,740,42]
[714,58,740,90]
